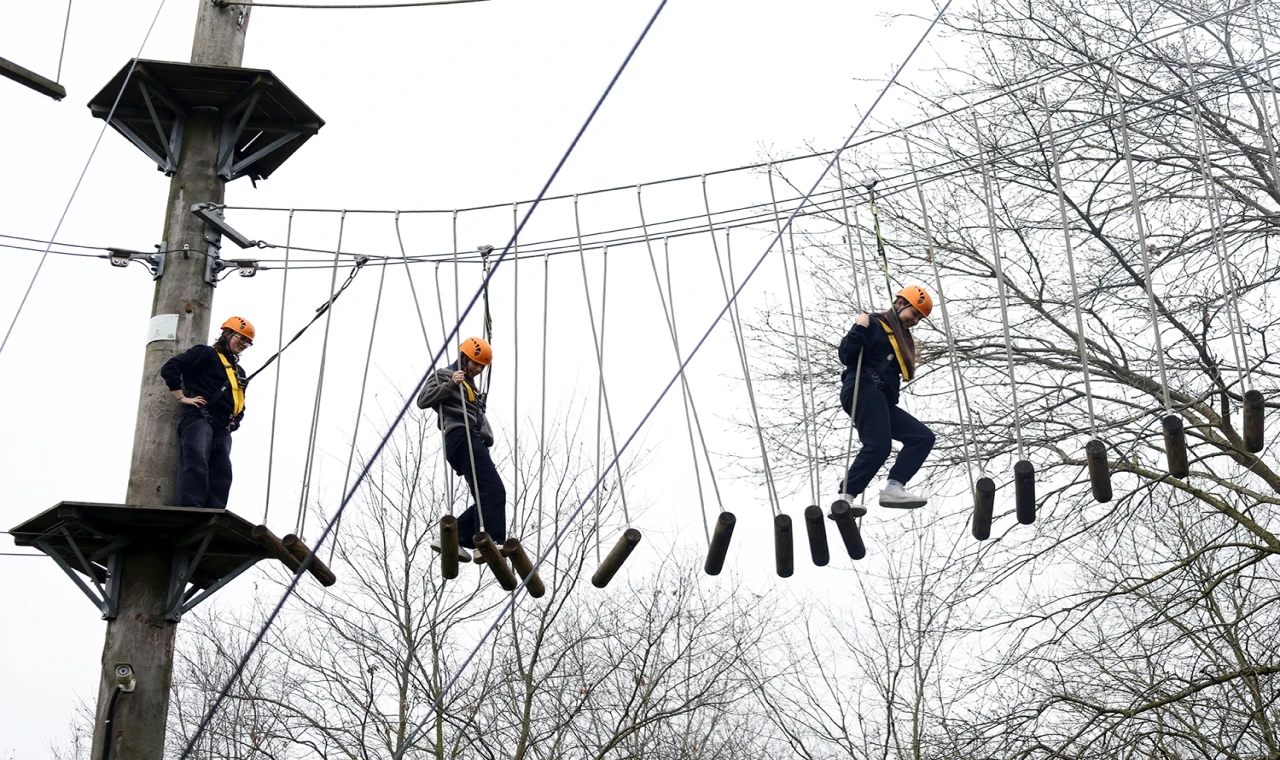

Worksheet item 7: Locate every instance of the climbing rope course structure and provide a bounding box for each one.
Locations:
[5,0,1280,752]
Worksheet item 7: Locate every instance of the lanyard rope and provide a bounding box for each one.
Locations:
[835,155,870,499]
[637,187,717,544]
[972,114,1027,462]
[263,209,293,523]
[1043,96,1100,439]
[905,136,979,487]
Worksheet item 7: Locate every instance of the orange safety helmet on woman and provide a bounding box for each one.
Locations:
[894,286,933,318]
[459,336,493,366]
[221,316,255,340]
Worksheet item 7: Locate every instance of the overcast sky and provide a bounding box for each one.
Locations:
[0,0,959,753]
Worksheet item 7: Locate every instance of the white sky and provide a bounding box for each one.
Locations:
[1,0,960,753]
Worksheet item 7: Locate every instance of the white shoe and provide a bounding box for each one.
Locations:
[878,483,927,509]
[430,540,472,563]
[830,494,868,518]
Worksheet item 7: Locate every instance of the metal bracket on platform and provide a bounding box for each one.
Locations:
[216,76,304,182]
[164,522,258,622]
[34,527,128,620]
[110,73,186,175]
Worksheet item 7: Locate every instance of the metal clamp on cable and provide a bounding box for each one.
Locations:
[107,244,166,280]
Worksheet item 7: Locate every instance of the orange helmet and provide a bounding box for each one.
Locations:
[895,286,932,318]
[221,316,255,340]
[459,336,492,366]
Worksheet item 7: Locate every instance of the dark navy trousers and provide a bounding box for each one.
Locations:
[840,379,935,498]
[176,408,234,510]
[443,427,507,548]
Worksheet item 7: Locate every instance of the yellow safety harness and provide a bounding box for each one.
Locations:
[216,351,245,416]
[875,315,913,382]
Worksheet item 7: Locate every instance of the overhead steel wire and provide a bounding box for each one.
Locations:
[177,2,671,753]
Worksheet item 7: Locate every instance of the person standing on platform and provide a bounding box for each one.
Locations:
[161,316,254,510]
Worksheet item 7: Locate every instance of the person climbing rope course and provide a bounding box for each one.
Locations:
[419,337,506,563]
[161,316,255,510]
[837,286,936,509]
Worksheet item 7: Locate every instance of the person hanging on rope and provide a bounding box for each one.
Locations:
[838,286,936,509]
[418,337,505,563]
[160,317,254,510]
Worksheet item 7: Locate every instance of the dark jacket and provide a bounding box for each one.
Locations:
[839,316,904,406]
[160,344,248,427]
[417,367,495,446]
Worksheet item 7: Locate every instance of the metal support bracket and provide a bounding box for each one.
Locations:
[107,243,166,280]
[34,528,128,620]
[164,523,257,621]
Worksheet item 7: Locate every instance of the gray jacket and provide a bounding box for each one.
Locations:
[417,368,494,445]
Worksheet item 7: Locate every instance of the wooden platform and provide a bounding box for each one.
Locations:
[10,502,332,620]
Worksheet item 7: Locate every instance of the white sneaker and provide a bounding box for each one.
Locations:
[430,540,472,563]
[878,483,927,509]
[830,494,868,518]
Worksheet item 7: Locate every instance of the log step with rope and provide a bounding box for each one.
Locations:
[703,511,736,576]
[1085,439,1112,503]
[1014,460,1036,525]
[281,533,337,587]
[503,538,545,598]
[1245,390,1265,453]
[592,528,642,588]
[972,477,995,541]
[439,515,460,580]
[774,514,794,578]
[1162,415,1190,478]
[829,500,865,560]
[474,532,519,591]
[803,505,829,567]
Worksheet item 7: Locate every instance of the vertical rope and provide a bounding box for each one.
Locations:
[852,207,878,312]
[835,155,872,495]
[511,203,521,526]
[972,114,1027,462]
[459,383,485,534]
[637,188,715,542]
[1114,78,1174,413]
[433,260,455,514]
[263,210,293,523]
[296,211,347,537]
[767,165,819,506]
[537,251,549,554]
[788,225,822,504]
[595,248,608,561]
[836,153,867,315]
[1042,97,1100,440]
[905,136,978,487]
[572,199,632,528]
[1252,0,1280,191]
[1183,36,1251,392]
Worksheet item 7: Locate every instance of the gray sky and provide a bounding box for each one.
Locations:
[1,0,953,753]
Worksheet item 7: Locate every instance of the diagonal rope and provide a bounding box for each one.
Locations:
[178,2,672,751]
[262,210,293,523]
[0,0,167,359]
[57,0,73,83]
[395,211,436,357]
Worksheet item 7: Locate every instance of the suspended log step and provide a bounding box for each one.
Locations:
[281,533,336,587]
[803,505,829,567]
[474,532,519,591]
[774,514,794,578]
[1162,415,1189,478]
[829,500,865,560]
[251,525,335,587]
[1014,460,1036,526]
[1085,439,1112,503]
[972,477,995,541]
[0,56,66,101]
[703,511,736,576]
[503,538,545,598]
[1244,390,1265,453]
[439,515,460,580]
[592,528,642,588]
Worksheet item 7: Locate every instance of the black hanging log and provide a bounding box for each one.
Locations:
[592,528,642,588]
[704,511,736,576]
[774,514,794,578]
[474,532,519,591]
[803,505,829,567]
[439,515,460,580]
[1014,460,1036,525]
[1084,439,1112,503]
[972,477,995,541]
[1162,414,1190,478]
[503,538,545,598]
[829,500,866,560]
[1244,389,1265,454]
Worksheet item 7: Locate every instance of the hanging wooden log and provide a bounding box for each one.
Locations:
[1162,415,1190,478]
[1014,460,1036,525]
[972,477,995,541]
[1244,389,1265,454]
[829,500,865,560]
[592,528,642,588]
[439,515,460,580]
[774,514,794,578]
[503,538,545,598]
[280,533,337,587]
[803,505,829,567]
[1084,439,1112,503]
[703,511,736,576]
[474,532,519,591]
[832,494,867,518]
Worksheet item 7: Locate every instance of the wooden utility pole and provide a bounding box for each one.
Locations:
[92,4,250,757]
